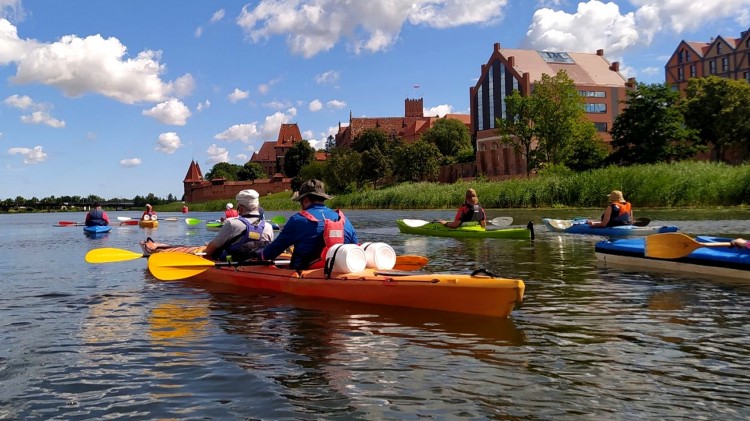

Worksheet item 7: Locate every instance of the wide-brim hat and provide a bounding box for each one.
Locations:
[293,179,332,201]
[236,189,260,210]
[608,190,625,202]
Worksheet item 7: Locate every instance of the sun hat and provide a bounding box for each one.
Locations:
[226,203,233,209]
[608,190,625,202]
[236,189,259,211]
[293,179,332,201]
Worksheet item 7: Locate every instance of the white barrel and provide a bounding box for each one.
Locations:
[325,244,367,273]
[142,214,151,221]
[151,214,158,221]
[361,242,396,269]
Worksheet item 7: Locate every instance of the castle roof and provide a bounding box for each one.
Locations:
[183,160,203,182]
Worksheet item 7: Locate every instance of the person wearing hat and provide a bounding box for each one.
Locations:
[224,202,239,219]
[254,179,358,269]
[204,189,274,261]
[587,190,633,227]
[439,188,487,228]
[85,202,109,227]
[141,203,157,221]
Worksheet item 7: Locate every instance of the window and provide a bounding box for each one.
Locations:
[488,65,494,129]
[745,72,750,82]
[690,65,696,78]
[722,57,728,72]
[709,60,716,74]
[584,103,607,113]
[477,85,483,130]
[594,122,608,132]
[678,50,683,63]
[578,90,606,98]
[539,51,575,64]
[686,51,691,62]
[717,43,722,54]
[677,67,684,81]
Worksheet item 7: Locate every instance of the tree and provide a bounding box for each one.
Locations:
[283,140,315,178]
[324,147,363,193]
[325,135,336,156]
[205,162,243,181]
[610,82,700,165]
[360,147,392,188]
[393,141,442,182]
[684,76,750,162]
[496,90,538,175]
[352,128,391,154]
[562,123,608,171]
[420,118,473,158]
[238,162,267,180]
[299,161,327,182]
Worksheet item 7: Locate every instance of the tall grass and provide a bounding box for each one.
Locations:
[160,162,750,211]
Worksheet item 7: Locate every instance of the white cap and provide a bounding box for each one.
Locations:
[235,189,259,211]
[226,203,233,209]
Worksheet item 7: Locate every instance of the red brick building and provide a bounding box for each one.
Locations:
[250,123,327,177]
[665,27,750,92]
[182,160,292,203]
[471,43,634,178]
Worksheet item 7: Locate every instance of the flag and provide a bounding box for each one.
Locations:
[413,84,420,89]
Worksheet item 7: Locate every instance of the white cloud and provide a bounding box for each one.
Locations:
[214,123,261,142]
[211,9,226,23]
[171,74,195,98]
[119,157,142,167]
[237,153,249,161]
[261,109,296,140]
[2,20,189,104]
[206,143,229,164]
[315,70,340,84]
[309,99,323,112]
[9,145,47,163]
[263,99,290,110]
[20,110,65,128]
[424,104,453,117]
[196,99,211,112]
[228,88,249,103]
[3,94,33,109]
[302,130,314,139]
[142,98,191,125]
[237,0,509,58]
[257,77,281,95]
[86,132,96,141]
[0,1,25,22]
[155,132,182,154]
[194,26,203,38]
[327,99,346,109]
[640,66,660,76]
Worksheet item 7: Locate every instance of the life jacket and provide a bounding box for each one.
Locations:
[607,202,632,226]
[299,209,346,270]
[459,203,485,223]
[222,216,269,260]
[87,209,107,226]
[225,209,239,218]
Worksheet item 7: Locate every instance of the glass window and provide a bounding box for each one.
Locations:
[709,60,716,74]
[678,67,684,81]
[722,57,728,72]
[488,65,494,129]
[678,50,683,63]
[584,103,607,113]
[690,65,696,77]
[477,85,483,130]
[717,43,722,54]
[594,122,608,132]
[686,51,691,62]
[578,91,606,98]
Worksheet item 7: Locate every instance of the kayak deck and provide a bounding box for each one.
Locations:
[542,218,679,237]
[195,265,524,318]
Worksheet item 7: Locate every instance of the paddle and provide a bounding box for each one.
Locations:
[185,217,202,226]
[644,233,732,259]
[86,248,146,263]
[392,255,429,271]
[58,220,81,226]
[633,217,651,227]
[487,217,513,227]
[270,215,287,225]
[117,216,136,222]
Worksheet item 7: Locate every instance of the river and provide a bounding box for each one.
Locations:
[1,209,748,420]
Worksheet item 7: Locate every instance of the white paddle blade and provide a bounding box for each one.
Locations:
[117,216,132,221]
[488,217,513,227]
[402,219,430,228]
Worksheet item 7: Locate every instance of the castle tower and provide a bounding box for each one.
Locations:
[405,97,423,118]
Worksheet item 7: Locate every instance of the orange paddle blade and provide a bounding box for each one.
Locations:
[393,255,429,271]
[645,233,732,259]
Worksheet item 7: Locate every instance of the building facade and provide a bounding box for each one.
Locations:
[470,43,634,179]
[665,27,750,91]
[182,160,292,203]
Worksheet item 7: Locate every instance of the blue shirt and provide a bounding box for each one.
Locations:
[260,203,358,269]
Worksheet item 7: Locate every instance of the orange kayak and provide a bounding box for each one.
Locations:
[193,265,524,318]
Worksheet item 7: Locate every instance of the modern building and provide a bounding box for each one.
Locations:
[665,27,750,92]
[470,43,634,178]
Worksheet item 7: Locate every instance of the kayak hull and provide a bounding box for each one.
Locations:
[83,225,112,234]
[595,236,750,280]
[194,265,524,318]
[396,219,531,239]
[139,220,159,228]
[542,218,679,237]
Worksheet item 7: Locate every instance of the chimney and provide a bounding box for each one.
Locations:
[596,49,604,56]
[481,64,486,73]
[610,62,620,72]
[508,56,515,67]
[494,42,501,51]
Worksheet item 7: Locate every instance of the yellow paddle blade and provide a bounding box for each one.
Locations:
[393,255,429,271]
[148,252,216,281]
[645,233,732,259]
[86,248,144,264]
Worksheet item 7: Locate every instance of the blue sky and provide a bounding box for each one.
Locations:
[1,0,749,200]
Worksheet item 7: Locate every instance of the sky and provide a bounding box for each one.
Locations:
[1,0,749,201]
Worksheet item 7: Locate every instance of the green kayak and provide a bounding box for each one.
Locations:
[397,219,533,239]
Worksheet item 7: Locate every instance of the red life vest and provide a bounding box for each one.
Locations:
[299,209,346,269]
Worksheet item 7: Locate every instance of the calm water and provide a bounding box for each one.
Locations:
[1,209,749,420]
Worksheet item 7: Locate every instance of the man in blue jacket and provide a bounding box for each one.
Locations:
[256,179,358,269]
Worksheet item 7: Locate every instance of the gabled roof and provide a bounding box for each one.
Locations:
[252,141,277,162]
[183,160,203,182]
[685,41,710,57]
[275,123,303,147]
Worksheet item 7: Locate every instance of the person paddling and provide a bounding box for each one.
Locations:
[587,190,633,228]
[439,188,487,228]
[85,202,109,227]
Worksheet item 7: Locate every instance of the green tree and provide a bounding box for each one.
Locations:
[420,118,473,158]
[610,82,700,165]
[532,70,587,165]
[283,140,315,178]
[360,147,392,188]
[562,123,608,171]
[496,90,538,175]
[352,128,392,153]
[299,161,327,182]
[324,147,363,194]
[205,162,243,180]
[393,141,442,182]
[684,76,750,162]
[238,161,267,180]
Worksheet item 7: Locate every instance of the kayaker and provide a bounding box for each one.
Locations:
[253,179,358,269]
[587,190,633,227]
[85,202,109,226]
[439,188,487,228]
[141,204,157,221]
[222,202,239,221]
[204,189,274,261]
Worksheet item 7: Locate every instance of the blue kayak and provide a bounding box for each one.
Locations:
[542,218,679,237]
[595,236,750,280]
[83,225,112,234]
